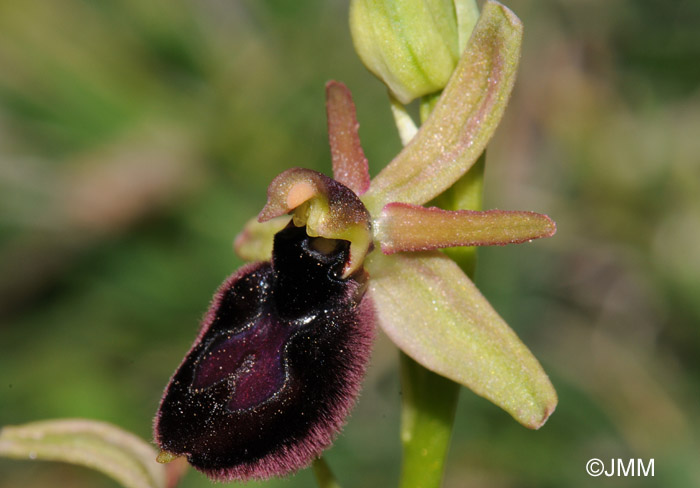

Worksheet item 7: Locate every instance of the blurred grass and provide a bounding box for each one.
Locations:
[1,0,699,487]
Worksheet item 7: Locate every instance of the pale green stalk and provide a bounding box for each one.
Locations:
[312,457,343,488]
[398,95,485,488]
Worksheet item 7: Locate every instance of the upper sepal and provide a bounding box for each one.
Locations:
[362,1,523,214]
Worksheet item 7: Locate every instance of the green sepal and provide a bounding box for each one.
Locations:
[366,250,557,428]
[363,1,523,214]
[234,215,289,262]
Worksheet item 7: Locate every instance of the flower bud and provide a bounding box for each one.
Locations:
[350,0,479,104]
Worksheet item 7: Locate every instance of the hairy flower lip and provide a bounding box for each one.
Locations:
[155,226,375,481]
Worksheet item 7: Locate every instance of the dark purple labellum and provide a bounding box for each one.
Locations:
[154,223,374,481]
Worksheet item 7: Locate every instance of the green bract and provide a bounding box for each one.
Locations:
[350,0,479,104]
[237,1,558,429]
[0,420,166,488]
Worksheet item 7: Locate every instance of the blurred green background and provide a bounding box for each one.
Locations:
[1,0,699,487]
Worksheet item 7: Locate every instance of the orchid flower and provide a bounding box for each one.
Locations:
[0,3,558,488]
[153,2,556,482]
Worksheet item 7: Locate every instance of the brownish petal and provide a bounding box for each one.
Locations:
[376,202,556,253]
[326,81,371,195]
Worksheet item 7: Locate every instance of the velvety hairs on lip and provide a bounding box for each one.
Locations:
[154,223,375,481]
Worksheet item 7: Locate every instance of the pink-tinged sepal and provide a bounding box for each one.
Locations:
[361,2,523,214]
[376,202,556,254]
[365,250,557,429]
[155,224,374,480]
[233,216,289,262]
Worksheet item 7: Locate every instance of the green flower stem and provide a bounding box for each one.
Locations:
[418,92,441,127]
[399,353,460,488]
[398,98,486,488]
[312,457,342,488]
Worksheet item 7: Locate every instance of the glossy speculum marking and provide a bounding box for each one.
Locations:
[155,223,374,480]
